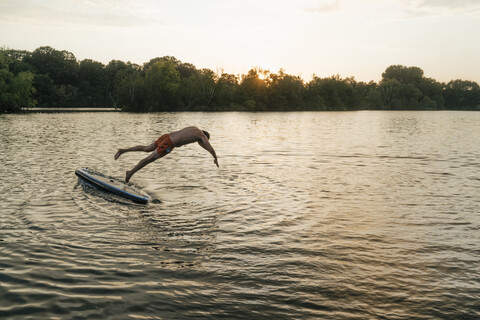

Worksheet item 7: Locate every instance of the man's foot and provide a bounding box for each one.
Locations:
[115,149,123,160]
[125,170,133,183]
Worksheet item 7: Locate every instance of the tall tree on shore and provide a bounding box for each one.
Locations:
[0,50,36,112]
[22,46,79,107]
[268,69,304,111]
[144,60,180,111]
[114,64,145,111]
[377,65,446,109]
[238,68,269,111]
[212,73,239,110]
[25,46,78,86]
[443,80,480,110]
[78,59,109,107]
[305,75,356,111]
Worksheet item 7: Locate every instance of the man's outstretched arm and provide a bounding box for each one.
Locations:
[198,137,219,168]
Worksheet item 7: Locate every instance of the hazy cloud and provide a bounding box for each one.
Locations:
[302,0,480,17]
[398,0,480,17]
[303,0,343,13]
[416,0,480,9]
[0,0,164,27]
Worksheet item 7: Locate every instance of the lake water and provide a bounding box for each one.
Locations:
[0,111,479,319]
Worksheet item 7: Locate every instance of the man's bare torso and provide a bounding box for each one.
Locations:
[169,126,205,147]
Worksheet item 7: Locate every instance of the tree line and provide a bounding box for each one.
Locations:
[1,46,479,113]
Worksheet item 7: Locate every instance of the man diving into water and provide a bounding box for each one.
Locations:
[115,126,219,182]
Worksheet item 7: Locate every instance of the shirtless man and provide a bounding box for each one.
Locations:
[115,126,219,182]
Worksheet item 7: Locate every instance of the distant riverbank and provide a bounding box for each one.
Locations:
[23,108,119,113]
[18,107,480,114]
[2,47,480,113]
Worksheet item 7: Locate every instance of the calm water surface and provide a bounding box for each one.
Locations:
[0,111,479,319]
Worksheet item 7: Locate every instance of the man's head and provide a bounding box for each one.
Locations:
[202,130,210,140]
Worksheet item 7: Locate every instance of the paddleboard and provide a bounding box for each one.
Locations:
[75,167,150,204]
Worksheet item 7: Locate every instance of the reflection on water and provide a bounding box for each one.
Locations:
[0,111,479,319]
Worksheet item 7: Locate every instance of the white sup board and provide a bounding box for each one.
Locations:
[75,167,150,204]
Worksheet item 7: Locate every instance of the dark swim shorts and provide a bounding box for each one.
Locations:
[155,134,174,157]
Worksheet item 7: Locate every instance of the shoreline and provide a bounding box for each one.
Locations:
[22,108,120,113]
[17,108,478,114]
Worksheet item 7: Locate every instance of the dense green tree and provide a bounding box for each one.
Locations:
[198,69,218,111]
[377,79,421,109]
[144,60,180,111]
[378,65,447,110]
[175,62,200,109]
[354,81,377,110]
[305,75,357,110]
[418,77,444,109]
[4,49,34,75]
[178,72,202,110]
[268,70,304,110]
[115,66,146,111]
[22,46,80,107]
[211,73,239,110]
[78,59,109,107]
[238,68,269,111]
[444,80,480,110]
[2,46,480,112]
[382,65,424,86]
[32,73,57,107]
[304,77,326,111]
[174,66,219,111]
[105,60,140,108]
[25,46,78,86]
[143,56,180,73]
[0,50,36,112]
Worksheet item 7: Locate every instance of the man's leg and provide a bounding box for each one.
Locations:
[126,150,161,183]
[115,142,156,160]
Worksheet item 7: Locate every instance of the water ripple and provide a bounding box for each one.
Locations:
[1,112,479,319]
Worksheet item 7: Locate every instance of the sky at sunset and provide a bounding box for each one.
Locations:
[1,0,479,83]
